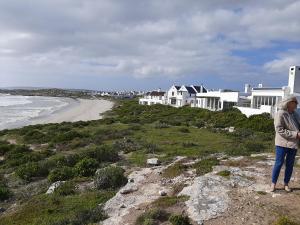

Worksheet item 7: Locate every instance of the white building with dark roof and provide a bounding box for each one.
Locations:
[167,84,207,107]
[139,90,166,105]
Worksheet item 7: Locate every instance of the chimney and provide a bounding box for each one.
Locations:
[244,84,251,93]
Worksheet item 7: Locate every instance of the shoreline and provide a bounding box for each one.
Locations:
[0,98,114,130]
[32,98,114,124]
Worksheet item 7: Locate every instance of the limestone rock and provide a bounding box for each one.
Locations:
[159,190,167,196]
[147,158,160,166]
[120,185,138,194]
[46,181,65,194]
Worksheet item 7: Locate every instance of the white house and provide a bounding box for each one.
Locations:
[236,66,300,117]
[195,89,240,111]
[139,90,166,105]
[166,85,207,107]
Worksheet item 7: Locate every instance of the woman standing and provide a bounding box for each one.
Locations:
[271,95,300,192]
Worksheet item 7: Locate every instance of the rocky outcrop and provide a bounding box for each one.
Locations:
[46,181,65,194]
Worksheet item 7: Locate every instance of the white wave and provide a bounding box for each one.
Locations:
[0,95,32,107]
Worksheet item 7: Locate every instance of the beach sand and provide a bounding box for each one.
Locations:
[33,98,114,124]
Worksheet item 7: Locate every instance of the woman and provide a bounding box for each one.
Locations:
[271,95,300,192]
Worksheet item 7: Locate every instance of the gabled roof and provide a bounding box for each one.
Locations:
[192,85,207,93]
[185,86,197,94]
[175,86,180,90]
[148,91,165,96]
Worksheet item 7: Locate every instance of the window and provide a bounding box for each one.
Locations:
[171,99,176,105]
[291,68,294,70]
[172,92,174,96]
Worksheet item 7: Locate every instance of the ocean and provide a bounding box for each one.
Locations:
[0,94,76,130]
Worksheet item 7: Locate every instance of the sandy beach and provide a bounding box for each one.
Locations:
[33,98,114,124]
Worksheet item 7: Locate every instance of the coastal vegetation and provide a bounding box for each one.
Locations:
[0,99,276,224]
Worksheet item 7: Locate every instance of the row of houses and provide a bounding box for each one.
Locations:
[139,66,300,117]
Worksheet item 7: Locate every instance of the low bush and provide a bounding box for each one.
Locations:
[193,158,219,176]
[75,158,98,177]
[217,170,231,178]
[169,214,192,225]
[0,141,13,155]
[152,196,189,208]
[135,208,170,225]
[16,162,49,181]
[54,181,75,196]
[274,216,299,225]
[94,166,127,190]
[113,139,141,154]
[0,185,11,201]
[162,162,187,178]
[48,167,75,182]
[178,127,190,133]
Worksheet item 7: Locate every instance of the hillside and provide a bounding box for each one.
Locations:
[0,100,299,225]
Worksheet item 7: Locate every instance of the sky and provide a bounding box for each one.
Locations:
[0,0,300,91]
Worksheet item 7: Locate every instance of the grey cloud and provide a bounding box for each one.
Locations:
[0,0,299,89]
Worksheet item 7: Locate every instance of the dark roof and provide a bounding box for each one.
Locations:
[149,91,165,96]
[175,86,181,90]
[193,86,201,92]
[185,86,196,94]
[191,85,207,93]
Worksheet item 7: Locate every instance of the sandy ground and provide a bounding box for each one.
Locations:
[33,99,114,124]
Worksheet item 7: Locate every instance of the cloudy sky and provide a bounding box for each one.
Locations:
[0,0,299,91]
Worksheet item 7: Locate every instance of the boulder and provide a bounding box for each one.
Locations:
[120,185,138,194]
[46,181,65,194]
[147,158,160,166]
[159,190,167,196]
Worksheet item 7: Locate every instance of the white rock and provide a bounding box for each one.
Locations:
[159,190,167,196]
[46,181,65,194]
[147,158,160,166]
[120,185,138,194]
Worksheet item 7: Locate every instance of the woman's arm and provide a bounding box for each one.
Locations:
[274,112,298,139]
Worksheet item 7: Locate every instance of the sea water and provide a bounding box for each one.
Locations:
[0,94,73,130]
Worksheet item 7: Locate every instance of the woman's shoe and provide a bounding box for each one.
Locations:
[269,184,276,192]
[284,185,292,192]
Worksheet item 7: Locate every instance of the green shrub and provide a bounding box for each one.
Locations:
[193,158,219,176]
[0,185,11,201]
[274,216,299,225]
[84,145,119,163]
[152,196,189,208]
[135,208,169,225]
[113,139,141,154]
[23,129,49,144]
[16,162,49,181]
[178,127,190,133]
[94,166,127,190]
[75,158,98,177]
[144,142,160,154]
[153,121,170,129]
[182,142,198,147]
[52,130,83,143]
[162,162,186,178]
[48,167,75,182]
[217,170,231,178]
[169,214,191,225]
[54,181,75,196]
[0,141,13,155]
